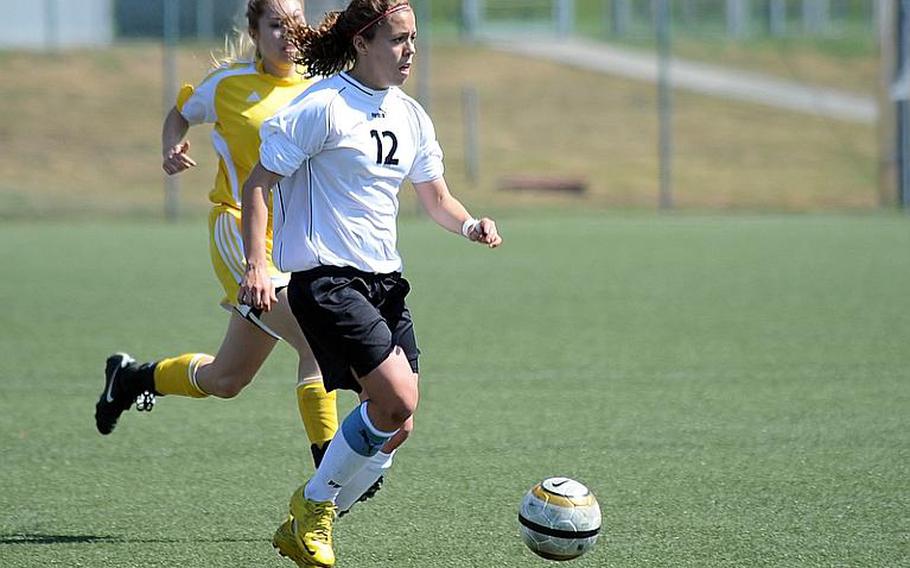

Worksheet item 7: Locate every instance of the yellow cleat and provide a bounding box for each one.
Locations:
[288,485,337,568]
[272,515,320,567]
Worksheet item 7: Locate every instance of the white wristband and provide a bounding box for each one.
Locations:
[461,217,480,238]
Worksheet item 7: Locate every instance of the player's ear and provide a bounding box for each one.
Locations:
[353,34,369,56]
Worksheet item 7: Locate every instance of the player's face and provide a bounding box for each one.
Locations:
[360,9,417,88]
[254,0,304,76]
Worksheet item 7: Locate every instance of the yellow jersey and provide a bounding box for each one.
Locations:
[177,60,312,212]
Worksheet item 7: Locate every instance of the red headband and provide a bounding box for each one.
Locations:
[354,3,412,37]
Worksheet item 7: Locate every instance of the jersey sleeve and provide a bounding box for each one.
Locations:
[407,102,445,184]
[259,92,331,177]
[176,68,225,125]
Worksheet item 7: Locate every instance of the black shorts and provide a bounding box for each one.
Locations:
[287,266,419,393]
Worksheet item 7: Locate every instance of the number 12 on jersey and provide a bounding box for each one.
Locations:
[370,129,399,166]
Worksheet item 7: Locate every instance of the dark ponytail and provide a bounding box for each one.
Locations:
[283,0,410,79]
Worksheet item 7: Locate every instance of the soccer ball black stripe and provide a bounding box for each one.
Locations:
[518,513,601,540]
[541,484,589,498]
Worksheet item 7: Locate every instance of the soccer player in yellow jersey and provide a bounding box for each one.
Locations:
[94,0,386,510]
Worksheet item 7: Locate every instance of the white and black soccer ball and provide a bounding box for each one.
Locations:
[518,477,602,561]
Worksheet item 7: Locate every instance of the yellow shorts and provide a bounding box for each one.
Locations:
[208,205,290,337]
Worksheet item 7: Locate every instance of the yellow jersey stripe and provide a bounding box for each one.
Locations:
[210,128,241,206]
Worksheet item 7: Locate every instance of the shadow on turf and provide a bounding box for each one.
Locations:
[0,534,117,545]
[0,533,266,545]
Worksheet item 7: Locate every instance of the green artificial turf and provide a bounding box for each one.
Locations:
[1,213,907,567]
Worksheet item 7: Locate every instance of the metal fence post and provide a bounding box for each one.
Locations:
[462,0,481,41]
[803,0,831,34]
[769,0,787,36]
[44,0,58,51]
[555,0,574,38]
[462,87,479,185]
[197,0,214,41]
[681,0,697,27]
[610,0,631,37]
[416,0,431,113]
[727,0,750,39]
[896,0,910,208]
[656,0,673,210]
[163,0,180,221]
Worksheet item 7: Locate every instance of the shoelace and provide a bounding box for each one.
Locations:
[312,503,336,542]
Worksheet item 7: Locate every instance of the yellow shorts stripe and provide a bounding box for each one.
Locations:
[215,212,244,282]
[208,206,289,310]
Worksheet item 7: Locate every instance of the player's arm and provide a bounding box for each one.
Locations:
[161,106,197,175]
[239,161,283,311]
[413,177,502,248]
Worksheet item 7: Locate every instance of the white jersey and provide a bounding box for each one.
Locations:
[259,71,444,274]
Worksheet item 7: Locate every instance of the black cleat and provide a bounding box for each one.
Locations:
[338,476,384,518]
[94,353,154,435]
[310,441,330,469]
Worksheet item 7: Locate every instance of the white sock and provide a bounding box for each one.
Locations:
[305,432,369,503]
[305,402,396,503]
[335,450,395,513]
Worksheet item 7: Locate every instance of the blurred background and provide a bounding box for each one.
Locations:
[3,4,909,567]
[0,0,907,218]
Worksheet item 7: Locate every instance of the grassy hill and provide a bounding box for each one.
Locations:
[0,39,881,218]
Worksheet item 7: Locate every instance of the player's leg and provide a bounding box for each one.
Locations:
[304,349,417,503]
[195,206,281,397]
[260,288,338,466]
[333,369,416,516]
[284,350,416,568]
[263,280,399,512]
[280,270,419,567]
[335,414,411,517]
[331,275,420,513]
[216,206,339,466]
[298,271,420,505]
[95,206,279,435]
[190,311,277,397]
[93,311,277,435]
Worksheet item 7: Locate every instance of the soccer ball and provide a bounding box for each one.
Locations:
[518,477,602,561]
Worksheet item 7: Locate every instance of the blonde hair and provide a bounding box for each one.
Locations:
[211,0,288,69]
[211,31,256,68]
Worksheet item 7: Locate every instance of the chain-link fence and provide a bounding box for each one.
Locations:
[0,0,904,216]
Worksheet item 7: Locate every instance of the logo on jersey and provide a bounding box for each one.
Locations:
[247,91,261,103]
[371,110,386,118]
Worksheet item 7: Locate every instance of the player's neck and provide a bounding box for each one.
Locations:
[347,66,389,91]
[261,58,295,79]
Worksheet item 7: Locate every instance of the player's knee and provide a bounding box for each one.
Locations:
[368,391,416,428]
[211,372,253,398]
[385,395,417,426]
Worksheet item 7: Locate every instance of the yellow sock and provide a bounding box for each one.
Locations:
[297,379,338,446]
[153,353,211,398]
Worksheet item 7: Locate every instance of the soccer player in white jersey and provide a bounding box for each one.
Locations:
[93,0,383,510]
[238,1,502,566]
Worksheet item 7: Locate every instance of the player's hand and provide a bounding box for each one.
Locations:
[238,262,278,311]
[162,141,197,175]
[468,218,502,248]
